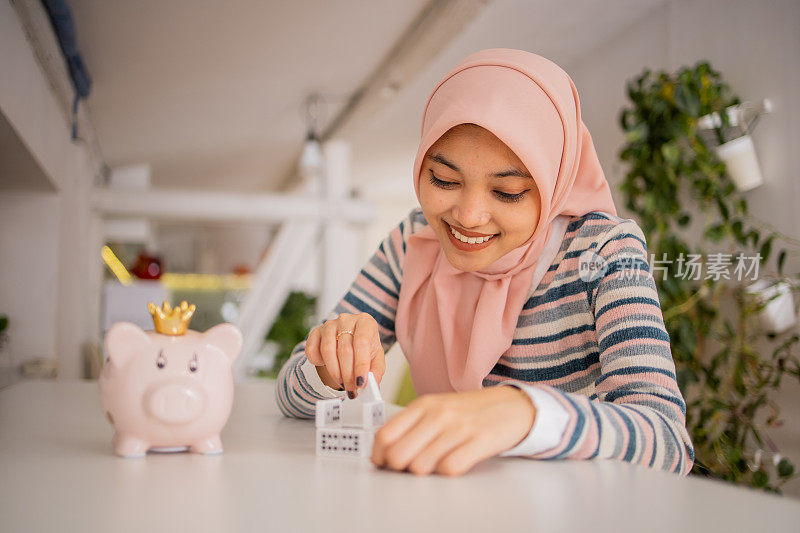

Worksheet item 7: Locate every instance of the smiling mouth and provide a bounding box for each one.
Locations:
[445,222,498,249]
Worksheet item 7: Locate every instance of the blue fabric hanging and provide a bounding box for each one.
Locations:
[41,0,92,139]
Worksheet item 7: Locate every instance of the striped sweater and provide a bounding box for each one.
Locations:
[275,207,695,475]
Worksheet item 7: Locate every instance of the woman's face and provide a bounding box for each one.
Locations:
[418,123,541,272]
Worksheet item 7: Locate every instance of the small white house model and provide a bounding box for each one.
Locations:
[315,372,386,458]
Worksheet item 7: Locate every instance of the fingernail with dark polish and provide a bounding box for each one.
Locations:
[347,391,355,399]
[356,376,364,387]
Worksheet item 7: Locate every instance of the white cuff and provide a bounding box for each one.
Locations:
[496,382,570,456]
[299,358,347,399]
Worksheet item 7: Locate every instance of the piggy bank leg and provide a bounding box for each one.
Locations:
[190,435,223,455]
[114,434,150,458]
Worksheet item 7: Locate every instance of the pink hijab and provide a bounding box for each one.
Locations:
[394,48,617,395]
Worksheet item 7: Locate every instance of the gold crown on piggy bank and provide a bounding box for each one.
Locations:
[147,300,196,336]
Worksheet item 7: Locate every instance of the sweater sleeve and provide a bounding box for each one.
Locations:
[274,210,410,418]
[494,219,695,475]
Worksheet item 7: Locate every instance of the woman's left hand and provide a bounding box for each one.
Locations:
[370,385,536,476]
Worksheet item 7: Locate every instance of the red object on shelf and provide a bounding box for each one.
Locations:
[232,264,251,276]
[130,253,163,280]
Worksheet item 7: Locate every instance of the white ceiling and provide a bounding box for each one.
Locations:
[69,0,430,190]
[69,0,667,192]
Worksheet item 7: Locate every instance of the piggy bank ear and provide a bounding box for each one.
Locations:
[203,323,243,363]
[104,322,150,367]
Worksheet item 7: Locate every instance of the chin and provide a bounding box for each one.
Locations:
[443,250,489,273]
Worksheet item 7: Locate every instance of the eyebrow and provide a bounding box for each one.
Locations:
[427,153,533,179]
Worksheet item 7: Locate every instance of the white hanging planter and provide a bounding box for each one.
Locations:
[697,99,772,192]
[745,279,797,334]
[714,134,764,192]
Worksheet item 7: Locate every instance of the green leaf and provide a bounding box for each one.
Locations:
[735,197,748,215]
[731,220,744,243]
[704,224,726,242]
[733,363,746,395]
[674,83,701,117]
[678,319,697,354]
[715,197,729,221]
[625,122,649,143]
[723,319,735,339]
[747,230,760,248]
[753,470,769,487]
[661,142,680,166]
[620,108,636,131]
[759,235,775,263]
[777,458,794,478]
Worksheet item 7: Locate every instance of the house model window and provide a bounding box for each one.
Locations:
[315,372,386,458]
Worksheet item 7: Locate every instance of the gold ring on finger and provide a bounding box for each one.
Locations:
[336,330,355,340]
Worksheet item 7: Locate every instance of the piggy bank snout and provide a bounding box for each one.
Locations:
[144,381,206,425]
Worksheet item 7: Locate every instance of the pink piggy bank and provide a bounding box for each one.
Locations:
[99,318,242,458]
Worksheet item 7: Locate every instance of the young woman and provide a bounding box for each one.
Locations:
[276,48,694,477]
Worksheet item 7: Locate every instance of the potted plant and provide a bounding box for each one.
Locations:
[619,60,800,493]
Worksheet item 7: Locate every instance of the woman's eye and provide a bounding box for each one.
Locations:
[428,172,458,189]
[494,190,528,203]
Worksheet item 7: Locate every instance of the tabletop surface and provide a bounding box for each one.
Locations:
[1,380,799,533]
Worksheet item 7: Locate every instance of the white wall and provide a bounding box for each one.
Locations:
[0,192,60,363]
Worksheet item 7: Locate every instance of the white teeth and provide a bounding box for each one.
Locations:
[450,226,495,245]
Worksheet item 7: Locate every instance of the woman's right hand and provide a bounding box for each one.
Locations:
[304,312,386,399]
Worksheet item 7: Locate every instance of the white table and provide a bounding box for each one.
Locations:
[1,380,799,532]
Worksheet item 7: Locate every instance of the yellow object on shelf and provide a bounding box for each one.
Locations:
[101,246,133,286]
[160,273,251,291]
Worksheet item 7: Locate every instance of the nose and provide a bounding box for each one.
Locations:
[452,189,490,229]
[144,381,205,425]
